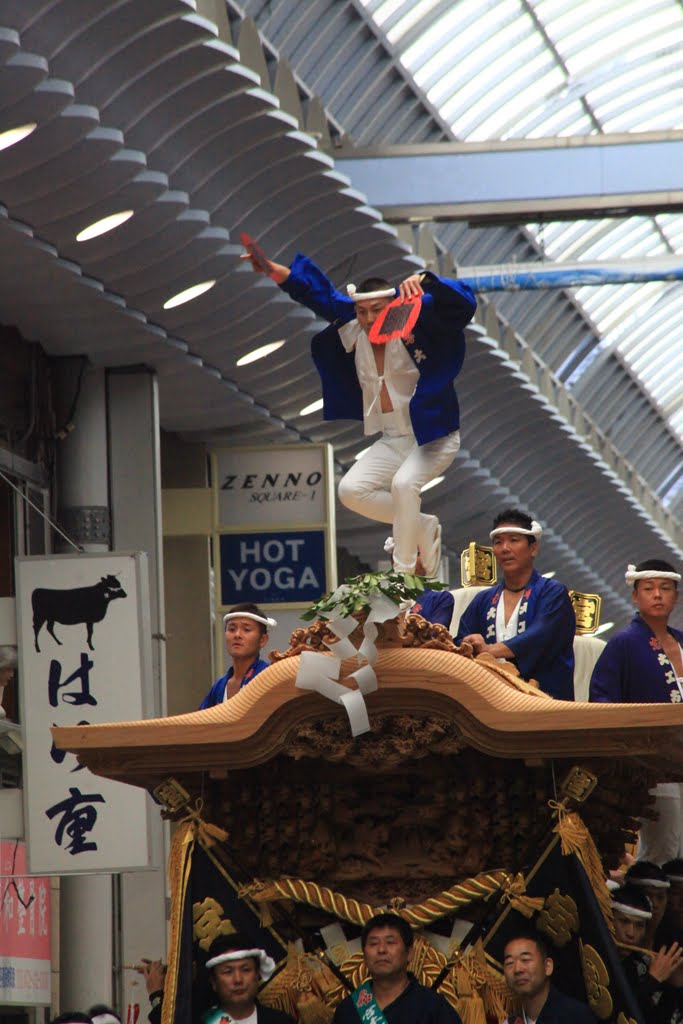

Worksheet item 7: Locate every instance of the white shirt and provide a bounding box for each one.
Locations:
[496,593,522,641]
[339,321,418,436]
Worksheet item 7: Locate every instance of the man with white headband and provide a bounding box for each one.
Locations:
[611,884,683,1024]
[202,933,292,1024]
[199,602,276,709]
[591,559,683,864]
[454,509,576,700]
[241,243,476,578]
[590,559,683,704]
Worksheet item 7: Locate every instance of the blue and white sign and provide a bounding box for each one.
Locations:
[219,531,327,605]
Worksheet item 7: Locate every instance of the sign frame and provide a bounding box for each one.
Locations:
[15,550,155,875]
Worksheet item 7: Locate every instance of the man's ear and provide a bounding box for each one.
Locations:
[631,586,638,607]
[260,632,268,650]
[544,957,554,979]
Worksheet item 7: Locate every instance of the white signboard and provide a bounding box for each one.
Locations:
[213,444,334,527]
[16,552,153,874]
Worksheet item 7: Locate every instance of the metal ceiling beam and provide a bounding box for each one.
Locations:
[335,130,683,223]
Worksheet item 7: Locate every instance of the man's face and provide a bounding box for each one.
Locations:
[363,926,411,980]
[225,617,267,661]
[355,297,392,332]
[492,528,536,578]
[503,939,552,1001]
[633,578,678,620]
[612,910,646,948]
[210,957,260,1012]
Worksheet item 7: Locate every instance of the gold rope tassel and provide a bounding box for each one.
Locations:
[552,807,615,936]
[452,949,487,1024]
[500,872,546,919]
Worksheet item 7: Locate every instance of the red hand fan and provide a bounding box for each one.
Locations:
[368,295,422,346]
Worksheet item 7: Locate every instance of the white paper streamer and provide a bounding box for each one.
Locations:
[295,590,401,736]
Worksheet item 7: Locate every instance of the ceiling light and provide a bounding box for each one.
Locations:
[76,210,134,242]
[236,340,286,366]
[299,398,324,416]
[420,476,445,493]
[354,446,371,460]
[163,280,216,309]
[0,123,37,151]
[592,621,614,637]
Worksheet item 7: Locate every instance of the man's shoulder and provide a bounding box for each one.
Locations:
[542,984,596,1021]
[256,1002,294,1024]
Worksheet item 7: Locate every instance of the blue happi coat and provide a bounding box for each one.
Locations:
[280,254,476,445]
[411,588,455,628]
[589,613,683,703]
[199,657,270,709]
[454,569,576,700]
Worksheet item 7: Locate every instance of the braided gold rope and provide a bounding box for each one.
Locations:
[241,870,510,928]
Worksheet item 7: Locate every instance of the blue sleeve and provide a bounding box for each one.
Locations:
[429,590,455,627]
[280,253,358,324]
[504,583,575,672]
[422,271,477,328]
[454,593,487,643]
[589,639,625,703]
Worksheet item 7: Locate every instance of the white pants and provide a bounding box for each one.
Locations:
[337,421,460,573]
[638,783,683,864]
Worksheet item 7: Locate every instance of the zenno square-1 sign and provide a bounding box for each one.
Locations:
[15,552,153,875]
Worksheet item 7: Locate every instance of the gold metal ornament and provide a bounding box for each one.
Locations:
[568,590,602,634]
[579,940,613,1020]
[461,542,497,587]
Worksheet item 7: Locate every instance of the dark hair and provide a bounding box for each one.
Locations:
[625,861,670,887]
[492,509,535,546]
[612,884,652,916]
[632,559,679,590]
[206,932,260,971]
[662,858,683,880]
[361,912,413,950]
[502,930,551,961]
[357,277,392,294]
[52,1015,93,1024]
[226,603,269,637]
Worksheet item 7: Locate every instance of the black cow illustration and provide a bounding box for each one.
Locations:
[32,574,127,652]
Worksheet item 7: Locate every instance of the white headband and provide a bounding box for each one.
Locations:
[625,564,681,585]
[612,900,652,920]
[490,520,542,540]
[346,283,395,302]
[91,1015,120,1024]
[205,947,276,980]
[628,877,670,889]
[223,611,277,628]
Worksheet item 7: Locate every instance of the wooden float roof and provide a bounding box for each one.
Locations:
[52,650,683,790]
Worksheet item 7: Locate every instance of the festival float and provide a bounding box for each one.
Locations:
[53,562,683,1024]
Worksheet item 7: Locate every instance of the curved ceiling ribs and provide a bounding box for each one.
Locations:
[0,0,681,630]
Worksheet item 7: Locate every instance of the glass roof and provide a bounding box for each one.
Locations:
[360,0,683,443]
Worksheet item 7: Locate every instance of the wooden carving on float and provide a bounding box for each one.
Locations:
[52,607,683,1024]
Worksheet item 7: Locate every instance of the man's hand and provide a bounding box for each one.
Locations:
[239,235,290,285]
[461,633,487,655]
[649,942,683,982]
[137,959,167,995]
[398,274,424,300]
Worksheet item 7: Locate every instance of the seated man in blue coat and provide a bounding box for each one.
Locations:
[200,603,275,709]
[241,244,476,578]
[454,509,576,700]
